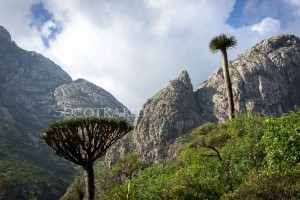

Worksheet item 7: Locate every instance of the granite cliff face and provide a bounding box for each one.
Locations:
[132,71,201,163]
[0,26,131,199]
[132,34,300,164]
[54,79,133,120]
[196,34,300,122]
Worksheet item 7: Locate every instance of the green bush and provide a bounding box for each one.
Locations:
[73,111,300,199]
[262,110,300,170]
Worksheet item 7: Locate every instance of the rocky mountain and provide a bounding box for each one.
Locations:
[132,34,300,164]
[3,23,300,198]
[132,71,202,164]
[196,34,300,123]
[0,27,71,130]
[0,26,132,199]
[54,79,133,120]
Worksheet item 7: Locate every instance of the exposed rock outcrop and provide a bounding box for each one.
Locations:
[0,26,72,134]
[132,71,201,164]
[54,79,132,120]
[196,34,300,122]
[133,34,300,164]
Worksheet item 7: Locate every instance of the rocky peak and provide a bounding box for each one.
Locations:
[0,26,11,41]
[131,34,300,164]
[196,34,300,123]
[173,70,193,91]
[54,78,124,108]
[253,34,300,54]
[54,79,133,120]
[132,71,201,164]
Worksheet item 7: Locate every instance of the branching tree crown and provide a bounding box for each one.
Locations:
[42,117,133,200]
[42,117,132,166]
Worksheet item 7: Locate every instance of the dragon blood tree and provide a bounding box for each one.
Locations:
[42,117,133,200]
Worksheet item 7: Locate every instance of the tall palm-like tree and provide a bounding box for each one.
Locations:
[209,34,237,119]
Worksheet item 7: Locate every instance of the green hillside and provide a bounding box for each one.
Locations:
[63,109,300,199]
[0,121,76,200]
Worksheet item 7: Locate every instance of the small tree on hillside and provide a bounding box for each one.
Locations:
[209,33,237,119]
[42,117,133,200]
[113,153,146,180]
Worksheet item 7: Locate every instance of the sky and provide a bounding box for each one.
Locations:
[0,0,300,111]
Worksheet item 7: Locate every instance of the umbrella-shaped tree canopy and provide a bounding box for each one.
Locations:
[42,117,133,200]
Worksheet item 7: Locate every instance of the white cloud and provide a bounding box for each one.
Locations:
[38,0,237,109]
[0,0,44,49]
[41,20,56,38]
[288,0,300,6]
[0,0,299,110]
[286,0,300,15]
[251,17,281,35]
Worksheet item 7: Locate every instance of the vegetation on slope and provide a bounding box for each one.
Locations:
[63,109,300,199]
[0,122,76,200]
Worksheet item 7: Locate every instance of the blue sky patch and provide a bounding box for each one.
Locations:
[31,2,52,25]
[227,0,296,28]
[30,1,62,48]
[226,0,247,27]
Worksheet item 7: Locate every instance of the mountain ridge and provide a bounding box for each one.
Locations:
[131,33,300,164]
[2,25,300,198]
[0,25,132,199]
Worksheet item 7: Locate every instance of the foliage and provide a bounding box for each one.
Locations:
[130,163,179,199]
[262,110,300,170]
[42,116,132,200]
[0,121,75,200]
[209,34,237,53]
[223,166,300,200]
[42,117,133,166]
[65,111,300,199]
[102,180,135,200]
[112,153,146,180]
[60,177,85,200]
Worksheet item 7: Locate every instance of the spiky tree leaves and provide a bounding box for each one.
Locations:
[42,117,133,200]
[209,34,237,54]
[209,34,237,119]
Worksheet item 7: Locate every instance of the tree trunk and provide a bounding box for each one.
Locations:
[221,49,235,119]
[84,164,95,200]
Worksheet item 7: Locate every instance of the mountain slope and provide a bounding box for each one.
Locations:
[132,71,201,164]
[196,34,300,122]
[0,26,132,199]
[54,79,133,120]
[132,34,300,164]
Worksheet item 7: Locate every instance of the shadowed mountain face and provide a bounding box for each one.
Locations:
[0,26,132,199]
[132,34,300,164]
[0,27,72,131]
